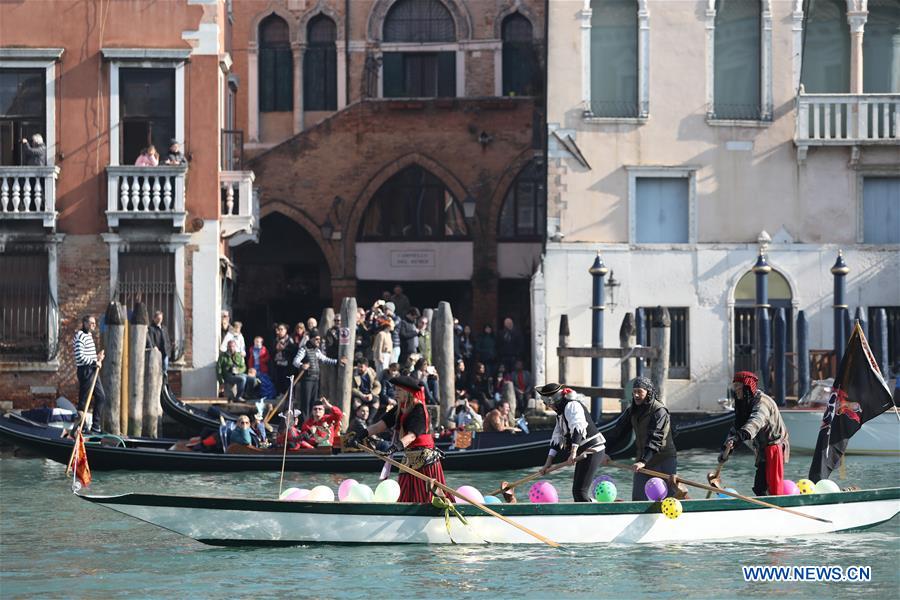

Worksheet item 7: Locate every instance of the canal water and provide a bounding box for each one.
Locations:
[1,450,897,599]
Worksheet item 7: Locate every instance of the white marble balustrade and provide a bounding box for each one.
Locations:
[106,165,187,230]
[0,166,60,229]
[797,94,900,144]
[220,170,257,239]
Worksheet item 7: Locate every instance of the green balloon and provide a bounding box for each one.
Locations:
[595,481,617,503]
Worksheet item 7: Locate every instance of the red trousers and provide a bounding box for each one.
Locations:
[399,460,448,503]
[753,444,784,496]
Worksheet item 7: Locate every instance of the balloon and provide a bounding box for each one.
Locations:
[307,485,335,502]
[594,481,617,503]
[347,483,375,502]
[483,495,502,504]
[285,488,310,501]
[717,487,738,499]
[590,475,614,496]
[374,479,402,503]
[644,477,668,501]
[528,481,559,504]
[661,497,683,519]
[815,479,841,494]
[797,479,817,494]
[455,485,485,505]
[782,479,800,496]
[279,487,300,500]
[338,479,359,502]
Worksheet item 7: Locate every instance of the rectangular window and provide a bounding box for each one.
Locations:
[383,52,455,98]
[304,44,338,111]
[590,0,638,117]
[117,252,183,361]
[0,68,46,166]
[714,0,761,120]
[640,307,690,379]
[120,68,175,165]
[259,46,293,112]
[862,177,900,244]
[0,251,56,361]
[867,306,900,372]
[635,177,690,243]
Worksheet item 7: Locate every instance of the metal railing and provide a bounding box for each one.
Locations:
[0,166,60,229]
[0,253,59,362]
[797,93,900,144]
[106,165,187,230]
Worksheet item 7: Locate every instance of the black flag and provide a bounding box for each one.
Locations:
[808,323,896,482]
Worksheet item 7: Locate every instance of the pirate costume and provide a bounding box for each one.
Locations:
[367,375,449,503]
[538,383,606,502]
[603,377,678,500]
[720,371,790,496]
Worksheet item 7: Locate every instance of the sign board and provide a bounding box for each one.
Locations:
[390,250,435,268]
[339,327,351,346]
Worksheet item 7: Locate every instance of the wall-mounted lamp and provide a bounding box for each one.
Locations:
[605,270,621,311]
[320,216,335,240]
[320,196,343,240]
[477,131,493,147]
[462,195,477,220]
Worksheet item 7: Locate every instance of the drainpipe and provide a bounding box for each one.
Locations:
[345,0,351,106]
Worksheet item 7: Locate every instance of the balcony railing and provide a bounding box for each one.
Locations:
[106,165,187,230]
[220,170,257,239]
[796,94,899,158]
[0,166,60,229]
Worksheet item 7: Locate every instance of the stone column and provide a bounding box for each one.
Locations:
[847,8,868,94]
[293,42,305,134]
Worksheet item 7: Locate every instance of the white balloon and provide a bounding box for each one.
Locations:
[814,479,841,494]
[374,479,402,503]
[307,485,335,502]
[279,487,300,500]
[347,483,375,502]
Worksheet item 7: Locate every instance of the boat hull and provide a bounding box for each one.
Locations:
[80,487,900,545]
[781,409,900,454]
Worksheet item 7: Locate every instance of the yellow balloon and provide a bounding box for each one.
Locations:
[661,497,682,519]
[797,479,817,494]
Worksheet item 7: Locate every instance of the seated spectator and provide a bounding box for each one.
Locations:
[300,398,343,448]
[454,359,469,402]
[248,412,268,448]
[247,336,269,374]
[510,359,533,412]
[483,400,520,433]
[447,399,483,450]
[228,416,254,449]
[493,363,511,401]
[348,404,370,439]
[351,358,382,410]
[468,362,494,413]
[221,321,246,356]
[379,362,399,405]
[276,409,302,450]
[134,145,159,166]
[164,138,187,165]
[217,340,256,401]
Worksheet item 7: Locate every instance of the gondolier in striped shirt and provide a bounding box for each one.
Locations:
[357,375,449,503]
[73,315,107,433]
[537,383,606,502]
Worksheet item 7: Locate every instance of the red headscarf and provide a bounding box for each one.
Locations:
[733,371,759,395]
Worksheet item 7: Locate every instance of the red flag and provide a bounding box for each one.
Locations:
[68,431,92,488]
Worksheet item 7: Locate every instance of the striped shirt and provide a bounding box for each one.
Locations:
[73,329,98,367]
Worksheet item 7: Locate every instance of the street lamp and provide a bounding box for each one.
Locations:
[605,270,621,311]
[462,195,477,220]
[320,216,334,240]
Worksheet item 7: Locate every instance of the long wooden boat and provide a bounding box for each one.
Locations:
[781,408,900,455]
[78,487,900,545]
[0,412,634,472]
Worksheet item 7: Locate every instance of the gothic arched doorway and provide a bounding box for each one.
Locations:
[231,213,332,341]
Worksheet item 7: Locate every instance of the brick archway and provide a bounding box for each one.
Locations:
[260,201,341,277]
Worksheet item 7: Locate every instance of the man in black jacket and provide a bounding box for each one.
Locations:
[146,310,172,376]
[397,307,420,367]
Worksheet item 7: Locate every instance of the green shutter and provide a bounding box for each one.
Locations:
[437,52,456,97]
[383,53,404,97]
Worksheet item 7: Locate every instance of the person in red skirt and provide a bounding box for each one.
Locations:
[357,375,449,503]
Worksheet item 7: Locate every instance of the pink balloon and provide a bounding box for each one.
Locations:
[338,479,359,502]
[455,485,485,505]
[528,480,559,504]
[782,479,800,496]
[286,488,310,501]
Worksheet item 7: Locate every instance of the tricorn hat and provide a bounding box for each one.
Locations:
[389,375,424,391]
[536,382,563,397]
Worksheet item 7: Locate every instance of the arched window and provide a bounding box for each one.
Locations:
[383,0,455,42]
[502,13,538,97]
[714,0,761,120]
[733,269,794,381]
[259,15,293,112]
[359,165,468,241]
[304,15,337,111]
[382,0,457,97]
[863,0,900,93]
[590,0,638,117]
[800,0,850,93]
[498,160,545,240]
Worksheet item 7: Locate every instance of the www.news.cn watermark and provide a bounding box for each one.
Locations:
[743,566,872,583]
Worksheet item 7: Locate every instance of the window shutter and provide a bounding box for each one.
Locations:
[259,48,275,112]
[383,53,405,97]
[274,49,293,111]
[437,52,456,97]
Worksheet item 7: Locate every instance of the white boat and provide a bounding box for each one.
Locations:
[781,409,900,455]
[78,487,900,546]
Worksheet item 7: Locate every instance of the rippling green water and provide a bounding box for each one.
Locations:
[1,450,898,599]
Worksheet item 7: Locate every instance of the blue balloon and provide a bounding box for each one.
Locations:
[717,487,738,499]
[483,495,502,504]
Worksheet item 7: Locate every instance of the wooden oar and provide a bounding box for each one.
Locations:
[486,454,588,498]
[357,443,561,548]
[65,365,101,476]
[607,460,831,524]
[705,463,725,499]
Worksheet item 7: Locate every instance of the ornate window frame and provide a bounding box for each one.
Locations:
[0,48,63,166]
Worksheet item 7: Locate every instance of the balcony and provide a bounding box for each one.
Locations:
[220,170,257,242]
[0,166,60,230]
[106,165,187,230]
[796,93,899,161]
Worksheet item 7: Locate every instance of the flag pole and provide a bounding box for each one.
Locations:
[66,365,101,476]
[277,375,295,497]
